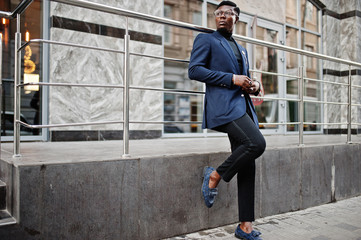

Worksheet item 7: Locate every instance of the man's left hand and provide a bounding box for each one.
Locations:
[244,80,260,94]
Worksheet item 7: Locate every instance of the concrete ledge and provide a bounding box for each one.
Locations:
[0,140,360,239]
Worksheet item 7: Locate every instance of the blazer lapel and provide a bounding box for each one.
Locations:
[237,45,249,75]
[213,32,240,74]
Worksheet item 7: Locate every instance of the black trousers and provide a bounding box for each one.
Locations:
[213,113,266,222]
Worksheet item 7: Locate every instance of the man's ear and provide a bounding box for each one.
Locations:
[235,16,239,24]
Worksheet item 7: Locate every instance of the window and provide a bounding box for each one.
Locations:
[1,0,43,137]
[163,0,203,134]
[164,5,172,45]
[285,0,322,132]
[163,0,323,136]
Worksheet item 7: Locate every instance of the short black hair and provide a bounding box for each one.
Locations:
[216,1,240,16]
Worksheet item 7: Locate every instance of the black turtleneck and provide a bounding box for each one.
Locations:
[217,30,243,74]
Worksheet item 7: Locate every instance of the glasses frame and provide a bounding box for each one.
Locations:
[213,9,238,18]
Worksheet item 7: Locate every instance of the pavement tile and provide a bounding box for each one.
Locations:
[335,222,359,231]
[164,196,361,240]
[311,236,331,240]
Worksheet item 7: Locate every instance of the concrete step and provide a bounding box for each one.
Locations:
[0,180,6,210]
[0,181,16,227]
[0,210,16,227]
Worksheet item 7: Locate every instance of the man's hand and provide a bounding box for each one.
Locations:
[233,75,260,94]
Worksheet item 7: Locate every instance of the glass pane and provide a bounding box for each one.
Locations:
[163,0,204,134]
[286,0,298,26]
[286,102,321,132]
[286,27,298,71]
[207,3,217,29]
[1,0,43,136]
[285,26,299,131]
[254,26,278,129]
[301,0,319,32]
[165,0,203,24]
[302,31,319,76]
[302,32,321,132]
[234,21,247,47]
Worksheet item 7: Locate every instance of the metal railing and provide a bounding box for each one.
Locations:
[3,0,361,157]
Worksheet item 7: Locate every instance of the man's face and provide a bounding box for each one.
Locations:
[215,5,238,33]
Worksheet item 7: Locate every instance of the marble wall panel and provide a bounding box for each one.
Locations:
[322,0,361,130]
[340,17,357,70]
[322,16,341,61]
[50,0,163,36]
[339,0,357,12]
[322,0,339,12]
[324,0,357,12]
[48,0,163,131]
[357,17,361,63]
[49,30,125,130]
[352,75,361,124]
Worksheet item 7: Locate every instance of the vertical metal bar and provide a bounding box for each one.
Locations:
[14,14,21,157]
[298,66,304,146]
[122,17,130,158]
[347,65,352,143]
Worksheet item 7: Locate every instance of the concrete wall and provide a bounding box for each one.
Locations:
[0,143,360,239]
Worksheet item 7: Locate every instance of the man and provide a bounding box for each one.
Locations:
[188,1,266,239]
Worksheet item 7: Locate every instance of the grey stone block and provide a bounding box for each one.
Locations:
[254,155,262,219]
[139,154,208,239]
[260,148,301,217]
[0,181,6,210]
[209,152,238,228]
[0,161,13,214]
[8,160,140,240]
[334,144,361,200]
[300,146,333,209]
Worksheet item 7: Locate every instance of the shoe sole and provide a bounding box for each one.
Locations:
[234,235,247,240]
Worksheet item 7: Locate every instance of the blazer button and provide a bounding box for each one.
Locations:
[241,94,244,97]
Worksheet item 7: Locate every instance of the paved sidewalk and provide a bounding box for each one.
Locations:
[165,196,361,240]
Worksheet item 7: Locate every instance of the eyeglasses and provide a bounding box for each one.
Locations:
[214,9,237,18]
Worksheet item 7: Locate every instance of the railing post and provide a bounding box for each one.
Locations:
[347,65,352,143]
[14,14,21,157]
[122,17,130,158]
[298,66,304,146]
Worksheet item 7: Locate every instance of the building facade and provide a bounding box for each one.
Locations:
[0,0,360,141]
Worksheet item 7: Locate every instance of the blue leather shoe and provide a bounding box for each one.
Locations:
[201,166,218,208]
[235,225,262,240]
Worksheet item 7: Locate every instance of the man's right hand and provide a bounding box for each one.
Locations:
[232,75,253,90]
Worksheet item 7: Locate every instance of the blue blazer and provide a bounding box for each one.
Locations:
[188,31,259,129]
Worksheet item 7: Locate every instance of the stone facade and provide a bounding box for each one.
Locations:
[322,0,361,133]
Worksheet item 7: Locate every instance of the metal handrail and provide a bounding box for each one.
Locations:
[19,39,125,54]
[53,0,361,69]
[0,0,33,19]
[250,69,297,79]
[21,39,357,89]
[19,120,125,129]
[7,0,361,157]
[304,76,349,86]
[20,82,125,89]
